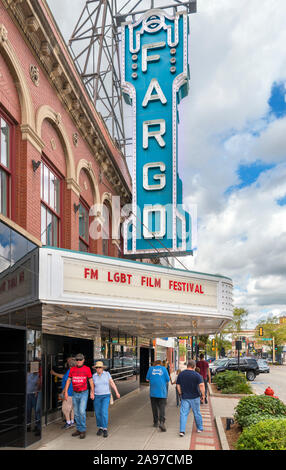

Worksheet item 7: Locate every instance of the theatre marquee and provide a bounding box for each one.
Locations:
[39,247,233,337]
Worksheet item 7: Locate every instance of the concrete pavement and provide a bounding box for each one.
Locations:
[29,382,239,451]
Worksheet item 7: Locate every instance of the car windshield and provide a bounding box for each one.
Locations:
[212,359,228,366]
[258,359,267,365]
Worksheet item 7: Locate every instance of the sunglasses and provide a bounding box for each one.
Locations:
[95,366,103,369]
[76,359,84,361]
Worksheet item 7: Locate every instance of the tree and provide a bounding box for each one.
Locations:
[225,308,249,334]
[256,315,286,348]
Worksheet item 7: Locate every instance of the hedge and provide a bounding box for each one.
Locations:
[234,395,286,427]
[213,370,252,395]
[236,418,286,450]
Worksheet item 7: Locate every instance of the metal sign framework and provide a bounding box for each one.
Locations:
[68,1,196,153]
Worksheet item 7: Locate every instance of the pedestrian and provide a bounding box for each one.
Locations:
[146,360,170,432]
[163,360,171,395]
[176,360,205,437]
[51,357,76,429]
[63,353,94,439]
[171,368,181,407]
[92,361,120,438]
[196,353,211,404]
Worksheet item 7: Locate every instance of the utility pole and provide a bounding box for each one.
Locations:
[273,337,275,364]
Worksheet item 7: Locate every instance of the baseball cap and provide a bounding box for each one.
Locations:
[75,353,85,360]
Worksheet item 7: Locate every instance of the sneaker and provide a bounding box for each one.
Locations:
[153,422,159,428]
[179,432,185,437]
[72,430,81,437]
[197,429,203,433]
[97,428,103,436]
[63,423,72,430]
[159,422,166,432]
[103,430,108,438]
[80,432,86,439]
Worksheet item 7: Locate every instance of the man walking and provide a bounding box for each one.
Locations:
[176,360,205,437]
[146,360,170,431]
[196,353,211,404]
[63,353,94,439]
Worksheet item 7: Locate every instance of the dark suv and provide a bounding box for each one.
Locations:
[210,357,260,381]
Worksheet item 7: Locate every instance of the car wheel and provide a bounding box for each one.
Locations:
[246,371,256,381]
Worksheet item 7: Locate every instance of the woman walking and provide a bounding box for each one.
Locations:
[92,361,120,438]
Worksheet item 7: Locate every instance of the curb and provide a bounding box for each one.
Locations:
[215,417,230,450]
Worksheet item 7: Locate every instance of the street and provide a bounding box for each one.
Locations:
[251,365,286,403]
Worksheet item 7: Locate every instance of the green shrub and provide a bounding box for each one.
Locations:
[213,371,252,394]
[236,418,286,450]
[238,413,285,428]
[222,382,252,395]
[234,395,286,427]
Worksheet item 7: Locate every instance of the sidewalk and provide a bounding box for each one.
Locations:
[29,383,235,451]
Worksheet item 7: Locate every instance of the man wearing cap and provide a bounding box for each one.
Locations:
[92,361,120,438]
[63,353,94,439]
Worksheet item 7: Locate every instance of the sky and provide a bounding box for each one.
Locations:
[47,0,286,329]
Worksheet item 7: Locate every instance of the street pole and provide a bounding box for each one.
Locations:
[273,337,275,364]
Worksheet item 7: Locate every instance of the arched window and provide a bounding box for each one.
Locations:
[0,112,13,217]
[40,159,61,247]
[102,203,112,256]
[79,198,90,252]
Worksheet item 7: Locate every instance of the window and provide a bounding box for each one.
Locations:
[102,203,111,256]
[40,161,61,247]
[0,116,11,216]
[79,200,89,252]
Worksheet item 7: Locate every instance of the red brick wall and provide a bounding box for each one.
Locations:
[0,4,125,258]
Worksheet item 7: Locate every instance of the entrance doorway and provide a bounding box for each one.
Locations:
[42,334,93,425]
[140,347,153,383]
[0,326,26,447]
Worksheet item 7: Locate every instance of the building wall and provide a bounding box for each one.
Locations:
[0,0,131,255]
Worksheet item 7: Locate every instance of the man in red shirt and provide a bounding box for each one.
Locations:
[63,353,94,439]
[196,353,211,404]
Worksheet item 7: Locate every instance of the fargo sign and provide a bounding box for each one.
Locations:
[121,10,194,257]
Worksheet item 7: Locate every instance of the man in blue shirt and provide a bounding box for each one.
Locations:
[176,360,205,437]
[146,360,170,431]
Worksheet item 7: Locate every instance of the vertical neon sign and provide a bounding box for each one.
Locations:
[122,10,193,257]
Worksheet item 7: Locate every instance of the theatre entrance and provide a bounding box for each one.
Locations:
[140,347,154,383]
[42,334,93,425]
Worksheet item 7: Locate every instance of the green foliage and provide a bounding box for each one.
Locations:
[238,413,286,428]
[234,395,286,427]
[225,307,249,333]
[256,315,286,347]
[236,418,286,450]
[213,371,252,394]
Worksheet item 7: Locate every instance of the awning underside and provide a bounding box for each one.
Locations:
[42,303,231,339]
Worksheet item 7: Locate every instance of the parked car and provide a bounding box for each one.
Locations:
[210,357,260,381]
[257,359,270,373]
[206,357,216,363]
[209,358,229,375]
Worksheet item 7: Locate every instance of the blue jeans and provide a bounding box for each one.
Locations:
[180,397,203,432]
[93,394,110,430]
[72,390,89,432]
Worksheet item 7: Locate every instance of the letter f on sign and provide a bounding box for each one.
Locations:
[142,42,166,72]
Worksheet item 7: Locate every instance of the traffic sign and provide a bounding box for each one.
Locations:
[261,338,272,341]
